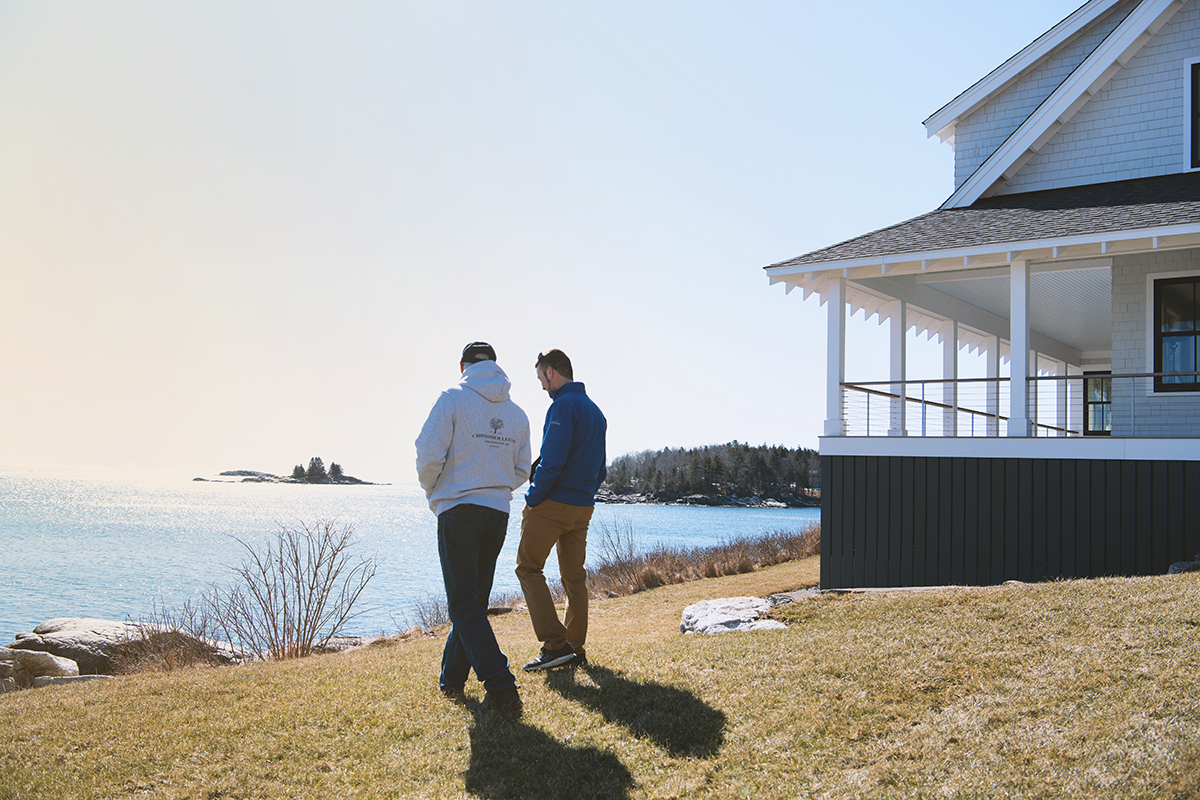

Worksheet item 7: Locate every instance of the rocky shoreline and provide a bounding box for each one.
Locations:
[595,489,818,509]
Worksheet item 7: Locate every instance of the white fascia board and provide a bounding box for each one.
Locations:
[819,436,1200,461]
[923,0,1120,144]
[944,0,1185,209]
[763,220,1200,282]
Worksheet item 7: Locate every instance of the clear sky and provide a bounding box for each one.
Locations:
[0,1,1085,481]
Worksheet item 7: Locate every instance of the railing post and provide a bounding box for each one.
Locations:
[921,382,927,436]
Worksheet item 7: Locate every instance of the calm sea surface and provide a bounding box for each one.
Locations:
[0,465,819,640]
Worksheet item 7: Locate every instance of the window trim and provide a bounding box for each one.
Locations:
[1153,274,1200,393]
[1145,268,1200,395]
[1082,371,1112,436]
[1185,58,1200,172]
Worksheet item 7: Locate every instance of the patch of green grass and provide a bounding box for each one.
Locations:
[3,559,1199,798]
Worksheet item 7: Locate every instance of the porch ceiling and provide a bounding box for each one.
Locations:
[856,266,1113,356]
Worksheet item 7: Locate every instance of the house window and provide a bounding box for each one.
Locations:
[1155,275,1200,391]
[1192,62,1200,169]
[1083,372,1111,436]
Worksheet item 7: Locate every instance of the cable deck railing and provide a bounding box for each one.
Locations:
[840,371,1200,438]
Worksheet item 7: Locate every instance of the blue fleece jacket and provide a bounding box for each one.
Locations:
[526,382,607,508]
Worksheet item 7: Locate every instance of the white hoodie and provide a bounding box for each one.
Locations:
[415,360,532,517]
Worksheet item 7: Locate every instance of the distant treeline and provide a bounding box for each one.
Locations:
[605,441,819,502]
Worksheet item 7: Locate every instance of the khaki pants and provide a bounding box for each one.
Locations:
[516,499,594,651]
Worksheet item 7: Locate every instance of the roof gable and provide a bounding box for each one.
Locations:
[942,0,1187,208]
[924,0,1128,147]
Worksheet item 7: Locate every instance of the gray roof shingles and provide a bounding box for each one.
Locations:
[766,172,1200,269]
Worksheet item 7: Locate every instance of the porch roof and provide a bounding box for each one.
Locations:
[764,173,1200,363]
[769,172,1200,271]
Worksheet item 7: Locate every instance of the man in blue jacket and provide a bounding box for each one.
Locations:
[516,348,607,671]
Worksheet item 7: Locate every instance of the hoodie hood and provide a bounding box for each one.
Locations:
[460,360,512,403]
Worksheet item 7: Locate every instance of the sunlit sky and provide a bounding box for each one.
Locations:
[0,1,1084,482]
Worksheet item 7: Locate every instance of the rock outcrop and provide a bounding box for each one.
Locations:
[0,646,80,690]
[9,618,146,674]
[680,597,788,635]
[8,617,242,675]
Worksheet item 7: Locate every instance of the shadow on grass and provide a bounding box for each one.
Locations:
[465,703,633,800]
[544,663,726,758]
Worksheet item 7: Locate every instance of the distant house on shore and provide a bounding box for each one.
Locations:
[767,0,1200,588]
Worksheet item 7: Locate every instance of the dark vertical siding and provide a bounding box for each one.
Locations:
[1076,461,1092,577]
[991,460,1006,584]
[963,459,979,585]
[1168,462,1186,566]
[912,459,927,586]
[821,454,1200,589]
[1031,460,1046,581]
[1045,461,1061,580]
[1060,459,1076,578]
[889,458,903,586]
[900,458,914,585]
[820,454,832,590]
[1186,462,1200,562]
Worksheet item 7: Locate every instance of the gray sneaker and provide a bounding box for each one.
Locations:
[522,645,577,671]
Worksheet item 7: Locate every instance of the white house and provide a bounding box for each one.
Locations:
[767,0,1200,588]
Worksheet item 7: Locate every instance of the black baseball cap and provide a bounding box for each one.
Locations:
[461,341,497,364]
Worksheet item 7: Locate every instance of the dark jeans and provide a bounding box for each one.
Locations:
[437,503,516,694]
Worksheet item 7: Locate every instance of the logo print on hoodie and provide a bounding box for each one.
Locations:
[475,417,515,448]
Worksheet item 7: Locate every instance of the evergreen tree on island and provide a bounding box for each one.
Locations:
[306,457,328,483]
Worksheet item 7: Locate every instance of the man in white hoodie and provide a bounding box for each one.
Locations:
[415,342,531,714]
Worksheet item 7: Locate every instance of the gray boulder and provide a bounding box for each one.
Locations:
[0,646,80,689]
[9,617,247,674]
[1169,554,1200,575]
[9,618,147,674]
[680,597,787,635]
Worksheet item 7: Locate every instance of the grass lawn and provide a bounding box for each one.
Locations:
[2,557,1199,799]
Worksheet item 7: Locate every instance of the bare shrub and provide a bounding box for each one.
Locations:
[585,521,820,599]
[410,591,450,633]
[112,598,240,674]
[203,518,377,661]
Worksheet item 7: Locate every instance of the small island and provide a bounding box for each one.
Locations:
[193,457,381,485]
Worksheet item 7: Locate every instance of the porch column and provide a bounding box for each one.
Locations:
[824,276,846,437]
[1009,260,1031,437]
[888,300,907,437]
[987,336,1000,436]
[942,319,958,436]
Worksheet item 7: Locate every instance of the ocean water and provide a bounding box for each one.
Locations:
[0,465,819,640]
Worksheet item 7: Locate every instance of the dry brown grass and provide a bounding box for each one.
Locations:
[3,559,1199,799]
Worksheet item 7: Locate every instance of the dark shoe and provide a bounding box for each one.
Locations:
[572,647,587,667]
[522,644,577,671]
[482,686,522,716]
[440,685,466,702]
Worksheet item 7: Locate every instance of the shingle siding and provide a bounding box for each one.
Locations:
[1000,3,1200,194]
[1110,250,1200,436]
[953,1,1136,189]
